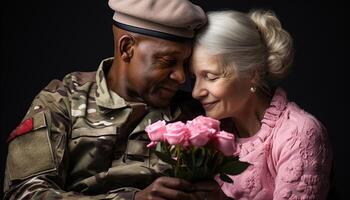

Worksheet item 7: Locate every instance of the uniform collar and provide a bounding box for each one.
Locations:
[95,57,128,110]
[95,58,180,120]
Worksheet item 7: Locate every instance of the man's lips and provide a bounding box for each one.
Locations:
[161,86,177,93]
[157,86,178,98]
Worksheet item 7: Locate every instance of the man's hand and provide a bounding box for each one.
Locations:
[135,177,230,200]
[134,177,195,200]
[192,180,231,200]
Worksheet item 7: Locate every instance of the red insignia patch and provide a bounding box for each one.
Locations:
[7,118,34,143]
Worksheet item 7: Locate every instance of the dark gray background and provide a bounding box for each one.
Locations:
[1,0,347,199]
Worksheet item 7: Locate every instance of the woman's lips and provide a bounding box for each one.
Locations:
[202,101,218,110]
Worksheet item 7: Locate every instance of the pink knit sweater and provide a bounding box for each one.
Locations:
[217,88,332,200]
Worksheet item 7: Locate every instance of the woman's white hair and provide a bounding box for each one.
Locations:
[195,10,294,94]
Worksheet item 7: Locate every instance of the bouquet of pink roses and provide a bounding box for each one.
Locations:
[145,115,249,183]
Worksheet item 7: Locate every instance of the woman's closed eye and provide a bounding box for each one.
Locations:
[205,73,219,81]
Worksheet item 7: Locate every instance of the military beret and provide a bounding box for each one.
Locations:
[108,0,207,41]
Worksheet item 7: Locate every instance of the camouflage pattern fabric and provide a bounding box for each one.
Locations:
[3,58,203,200]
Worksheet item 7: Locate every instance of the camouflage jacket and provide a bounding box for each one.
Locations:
[3,58,203,200]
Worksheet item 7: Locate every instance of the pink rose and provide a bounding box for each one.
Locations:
[186,116,220,147]
[188,132,211,147]
[145,120,166,148]
[164,121,190,146]
[213,131,236,156]
[191,115,220,132]
[186,122,213,147]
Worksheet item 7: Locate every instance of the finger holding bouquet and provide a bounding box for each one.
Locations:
[138,116,248,200]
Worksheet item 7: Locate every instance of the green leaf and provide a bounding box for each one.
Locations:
[181,151,192,168]
[163,168,174,177]
[219,160,250,175]
[175,166,192,181]
[219,173,233,183]
[154,150,177,165]
[192,167,208,182]
[211,151,224,174]
[193,148,205,167]
[161,142,172,154]
[222,156,239,163]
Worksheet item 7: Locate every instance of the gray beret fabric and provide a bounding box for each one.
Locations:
[108,0,207,40]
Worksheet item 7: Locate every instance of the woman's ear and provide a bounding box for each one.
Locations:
[250,69,261,85]
[118,35,135,62]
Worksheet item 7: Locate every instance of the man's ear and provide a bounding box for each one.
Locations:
[118,35,135,62]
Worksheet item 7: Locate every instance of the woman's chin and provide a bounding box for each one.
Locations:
[205,111,221,119]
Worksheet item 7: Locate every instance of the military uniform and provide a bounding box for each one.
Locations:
[3,58,203,200]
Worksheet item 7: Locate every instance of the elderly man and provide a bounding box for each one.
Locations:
[3,0,227,200]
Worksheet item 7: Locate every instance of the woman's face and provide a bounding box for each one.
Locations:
[191,46,252,119]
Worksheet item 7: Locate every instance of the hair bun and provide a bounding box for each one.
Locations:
[249,10,294,80]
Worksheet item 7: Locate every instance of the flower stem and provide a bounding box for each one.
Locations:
[174,145,181,178]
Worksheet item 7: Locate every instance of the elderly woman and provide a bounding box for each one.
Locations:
[191,10,332,199]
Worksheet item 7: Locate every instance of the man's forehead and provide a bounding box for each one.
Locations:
[139,36,192,55]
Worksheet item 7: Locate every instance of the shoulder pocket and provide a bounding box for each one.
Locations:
[6,111,56,181]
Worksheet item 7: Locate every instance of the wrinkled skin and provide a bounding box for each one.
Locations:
[108,26,192,108]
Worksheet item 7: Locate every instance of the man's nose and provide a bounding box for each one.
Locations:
[170,65,186,84]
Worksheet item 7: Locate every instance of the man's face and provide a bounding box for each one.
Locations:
[126,37,192,107]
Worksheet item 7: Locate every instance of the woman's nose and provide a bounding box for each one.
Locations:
[192,80,207,99]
